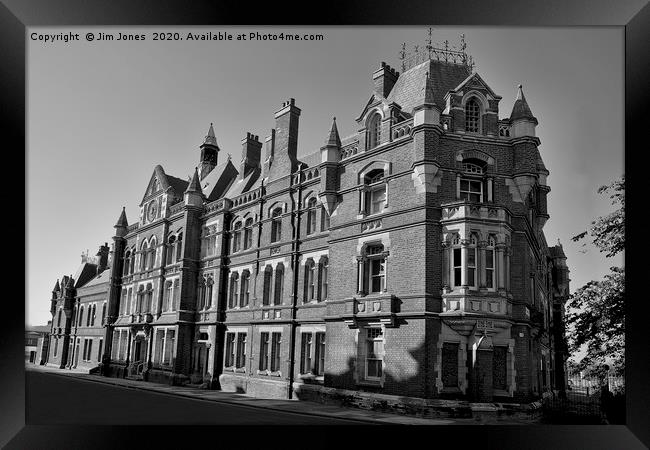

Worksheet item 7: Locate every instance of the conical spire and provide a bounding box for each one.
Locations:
[185,167,203,194]
[66,276,75,289]
[203,123,218,147]
[510,84,536,122]
[114,206,128,228]
[325,117,341,147]
[53,279,60,292]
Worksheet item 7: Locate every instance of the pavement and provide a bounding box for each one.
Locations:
[27,364,482,425]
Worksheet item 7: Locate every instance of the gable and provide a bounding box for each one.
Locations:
[450,72,500,101]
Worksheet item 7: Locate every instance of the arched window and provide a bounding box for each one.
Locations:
[123,250,131,276]
[146,283,153,313]
[86,304,93,326]
[244,218,254,250]
[262,266,273,306]
[458,160,486,203]
[101,302,106,324]
[274,264,284,306]
[465,97,481,133]
[140,242,149,271]
[239,272,249,307]
[172,279,180,310]
[57,308,62,327]
[367,113,382,149]
[79,306,84,327]
[206,276,214,309]
[320,206,330,231]
[319,257,329,301]
[271,208,282,243]
[71,305,77,327]
[485,236,496,290]
[365,169,386,215]
[229,272,239,309]
[167,235,176,264]
[148,237,157,269]
[304,259,316,302]
[137,285,145,313]
[197,278,206,310]
[306,198,317,235]
[163,280,173,312]
[129,248,135,274]
[358,244,387,294]
[176,233,183,261]
[232,221,242,253]
[467,235,478,288]
[127,288,132,314]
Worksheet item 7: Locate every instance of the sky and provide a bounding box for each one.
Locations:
[27,26,624,328]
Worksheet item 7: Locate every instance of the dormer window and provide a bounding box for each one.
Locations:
[367,113,382,149]
[465,98,481,133]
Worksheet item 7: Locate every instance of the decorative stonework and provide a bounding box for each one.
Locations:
[361,219,382,232]
[411,162,443,194]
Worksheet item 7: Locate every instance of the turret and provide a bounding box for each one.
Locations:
[114,206,128,238]
[509,84,538,138]
[199,123,220,180]
[184,167,204,207]
[319,117,341,216]
[413,71,441,127]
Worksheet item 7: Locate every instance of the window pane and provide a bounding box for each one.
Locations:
[367,360,382,378]
[442,343,459,388]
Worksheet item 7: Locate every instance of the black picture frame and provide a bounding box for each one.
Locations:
[2,0,648,448]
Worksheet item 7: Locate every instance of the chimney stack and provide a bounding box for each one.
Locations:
[96,242,110,274]
[373,62,399,98]
[271,98,301,177]
[240,132,262,179]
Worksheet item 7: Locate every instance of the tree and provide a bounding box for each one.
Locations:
[567,176,624,378]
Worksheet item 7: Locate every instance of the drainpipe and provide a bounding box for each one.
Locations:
[288,169,304,399]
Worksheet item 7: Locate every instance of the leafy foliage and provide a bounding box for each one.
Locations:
[571,176,624,258]
[566,267,625,377]
[567,176,625,378]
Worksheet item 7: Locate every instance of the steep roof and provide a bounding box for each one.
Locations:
[386,59,472,116]
[73,262,98,289]
[79,269,111,289]
[223,166,261,199]
[185,167,202,194]
[141,165,189,205]
[115,207,128,228]
[510,84,536,122]
[201,159,239,201]
[325,117,341,147]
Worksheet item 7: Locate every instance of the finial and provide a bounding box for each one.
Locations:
[399,42,407,72]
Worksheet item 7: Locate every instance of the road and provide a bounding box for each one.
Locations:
[25,371,367,425]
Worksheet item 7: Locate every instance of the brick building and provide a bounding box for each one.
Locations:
[47,43,570,403]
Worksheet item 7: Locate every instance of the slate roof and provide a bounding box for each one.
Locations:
[386,59,472,116]
[79,269,111,289]
[73,262,99,289]
[510,85,536,122]
[201,159,239,201]
[223,167,261,199]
